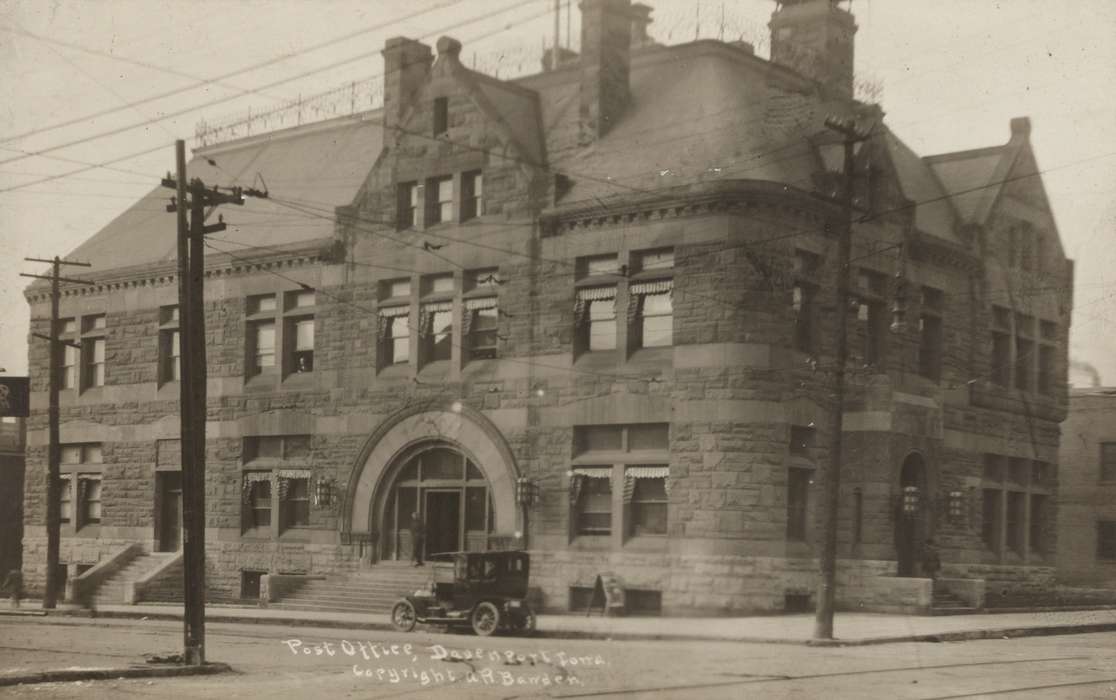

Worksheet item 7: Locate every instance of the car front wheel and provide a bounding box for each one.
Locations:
[391,600,417,632]
[471,601,500,637]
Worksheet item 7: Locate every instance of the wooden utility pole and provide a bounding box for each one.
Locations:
[163,140,262,664]
[814,115,871,641]
[20,257,93,609]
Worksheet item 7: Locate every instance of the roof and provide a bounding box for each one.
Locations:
[527,41,847,207]
[883,129,959,243]
[925,145,1011,225]
[64,113,383,274]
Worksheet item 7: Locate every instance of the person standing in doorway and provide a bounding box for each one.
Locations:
[410,511,426,566]
[2,569,22,609]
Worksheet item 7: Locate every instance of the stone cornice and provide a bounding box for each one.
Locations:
[539,179,839,237]
[24,238,335,305]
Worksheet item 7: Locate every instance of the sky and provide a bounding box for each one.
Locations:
[0,0,1113,384]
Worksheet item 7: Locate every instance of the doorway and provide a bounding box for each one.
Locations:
[157,471,182,552]
[895,453,927,576]
[425,490,461,556]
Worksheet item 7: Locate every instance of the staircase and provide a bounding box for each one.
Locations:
[270,562,433,614]
[92,552,180,606]
[930,584,978,615]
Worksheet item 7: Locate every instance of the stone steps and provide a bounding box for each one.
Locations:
[92,553,179,605]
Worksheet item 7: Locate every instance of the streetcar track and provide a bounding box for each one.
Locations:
[922,677,1116,699]
[551,654,1099,698]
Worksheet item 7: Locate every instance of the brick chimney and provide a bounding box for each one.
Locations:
[579,0,632,144]
[769,0,857,98]
[382,37,433,140]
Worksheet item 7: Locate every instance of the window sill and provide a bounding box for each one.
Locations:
[244,370,279,391]
[281,371,315,388]
[575,350,618,369]
[627,346,672,366]
[377,363,410,378]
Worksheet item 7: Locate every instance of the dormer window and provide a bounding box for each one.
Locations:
[461,171,483,221]
[433,97,448,136]
[426,176,453,226]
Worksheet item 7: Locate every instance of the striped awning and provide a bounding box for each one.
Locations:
[573,467,611,479]
[625,466,669,479]
[277,469,310,480]
[378,305,409,318]
[576,286,616,302]
[423,301,453,313]
[465,296,498,311]
[629,279,673,296]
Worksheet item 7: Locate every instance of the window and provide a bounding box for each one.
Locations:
[580,254,620,278]
[289,318,314,372]
[284,291,315,375]
[1101,443,1116,482]
[249,321,276,375]
[793,250,820,354]
[243,474,272,529]
[572,424,669,540]
[575,288,617,353]
[281,476,310,528]
[420,302,453,363]
[383,278,412,299]
[918,287,943,381]
[245,435,310,463]
[991,306,1012,387]
[631,283,673,348]
[1005,491,1024,554]
[59,475,72,524]
[853,488,863,544]
[627,470,667,536]
[1014,313,1034,391]
[426,176,453,225]
[855,270,887,366]
[81,314,107,389]
[379,307,410,366]
[465,298,498,360]
[1099,521,1116,561]
[58,318,78,389]
[79,475,102,524]
[461,170,483,221]
[787,468,811,541]
[432,96,448,135]
[159,305,180,383]
[574,472,612,536]
[397,182,418,230]
[635,248,674,273]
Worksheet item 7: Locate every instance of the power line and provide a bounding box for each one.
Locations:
[0,0,546,168]
[0,143,170,194]
[0,0,468,146]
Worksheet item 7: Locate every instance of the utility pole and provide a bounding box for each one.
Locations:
[814,115,872,641]
[20,257,93,609]
[162,140,264,664]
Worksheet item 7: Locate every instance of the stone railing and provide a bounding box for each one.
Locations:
[67,543,142,605]
[127,551,183,604]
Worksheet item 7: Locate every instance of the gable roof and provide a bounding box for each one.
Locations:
[64,113,383,275]
[883,129,959,243]
[925,145,1013,225]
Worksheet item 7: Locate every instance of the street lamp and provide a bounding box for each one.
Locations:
[516,477,540,550]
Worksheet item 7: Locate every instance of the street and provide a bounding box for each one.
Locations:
[2,617,1116,698]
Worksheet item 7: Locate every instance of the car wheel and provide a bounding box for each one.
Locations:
[471,601,500,637]
[391,600,417,633]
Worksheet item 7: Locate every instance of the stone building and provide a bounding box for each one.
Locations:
[21,0,1073,614]
[1057,388,1116,587]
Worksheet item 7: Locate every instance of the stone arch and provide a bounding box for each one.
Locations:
[893,450,938,576]
[341,402,519,544]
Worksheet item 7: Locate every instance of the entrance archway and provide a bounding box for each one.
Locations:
[341,404,519,561]
[895,452,928,576]
[381,443,495,560]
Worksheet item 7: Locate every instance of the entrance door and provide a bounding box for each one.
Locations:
[425,490,461,556]
[157,472,182,552]
[895,454,926,576]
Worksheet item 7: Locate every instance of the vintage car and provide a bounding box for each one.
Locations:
[390,550,535,636]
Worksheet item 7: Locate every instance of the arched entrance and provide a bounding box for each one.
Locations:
[342,404,519,562]
[381,443,494,560]
[895,452,928,576]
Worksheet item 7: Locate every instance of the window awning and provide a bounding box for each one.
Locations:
[625,466,669,479]
[422,301,453,313]
[464,296,498,311]
[629,279,673,296]
[277,469,310,480]
[378,305,409,318]
[575,286,616,302]
[572,467,611,479]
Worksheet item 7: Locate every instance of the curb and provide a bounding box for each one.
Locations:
[25,608,1116,647]
[0,662,232,688]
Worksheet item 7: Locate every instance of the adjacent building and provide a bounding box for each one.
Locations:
[1057,388,1116,587]
[21,0,1074,614]
[0,417,26,578]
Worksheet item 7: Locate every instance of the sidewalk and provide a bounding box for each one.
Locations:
[5,601,1116,646]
